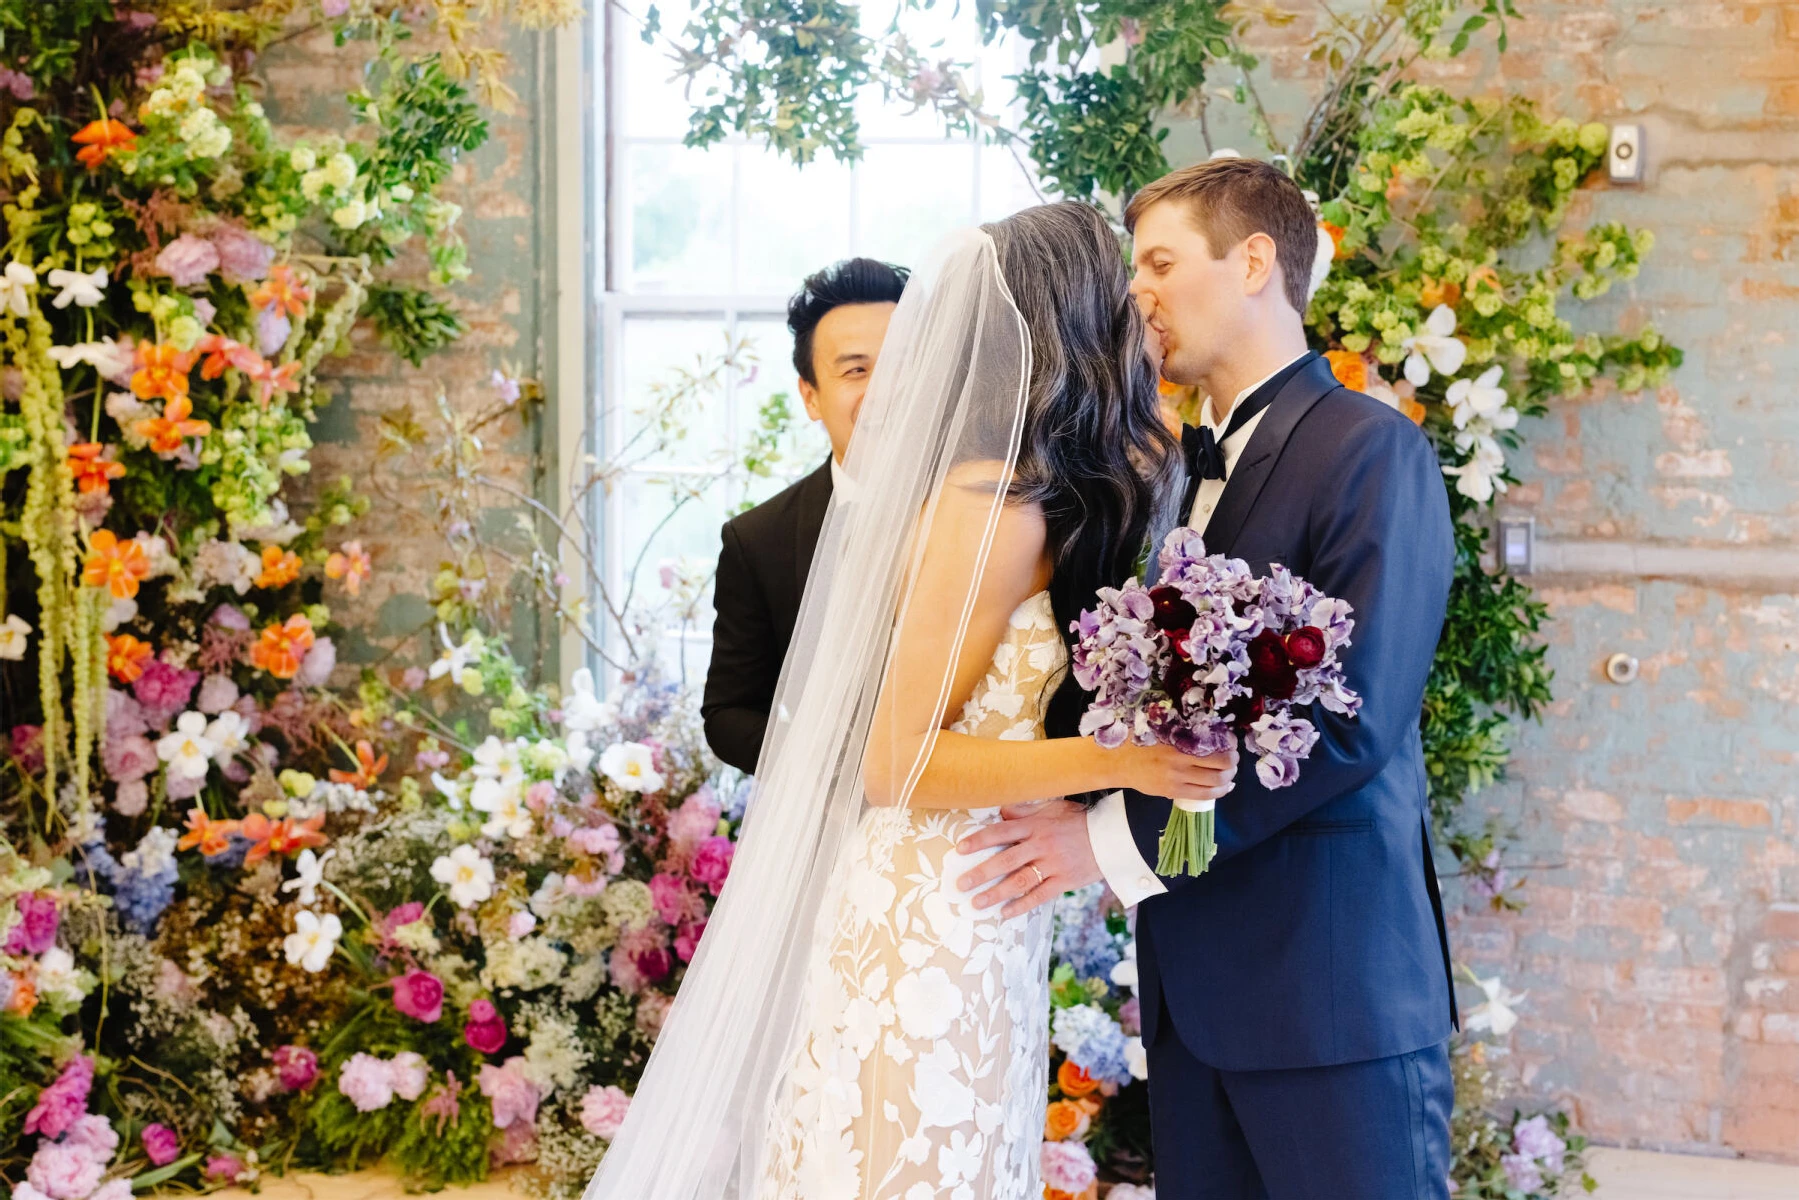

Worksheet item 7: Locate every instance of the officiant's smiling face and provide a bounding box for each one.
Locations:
[798,302,896,462]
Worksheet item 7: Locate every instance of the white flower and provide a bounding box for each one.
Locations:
[1110,940,1139,991]
[46,267,107,309]
[281,847,336,907]
[0,613,30,661]
[323,151,358,190]
[0,260,36,316]
[121,826,179,877]
[283,910,343,973]
[1126,1035,1148,1080]
[1307,224,1334,302]
[566,730,595,774]
[1446,364,1515,433]
[431,843,495,909]
[892,966,965,1041]
[289,147,316,173]
[428,625,482,686]
[598,741,664,793]
[1442,435,1507,504]
[1465,973,1527,1037]
[470,777,533,840]
[204,710,250,760]
[33,947,87,1004]
[1402,304,1468,385]
[331,197,370,230]
[47,337,135,380]
[562,667,615,733]
[155,712,217,781]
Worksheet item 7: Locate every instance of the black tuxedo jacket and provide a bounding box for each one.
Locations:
[1120,354,1461,1070]
[701,461,833,774]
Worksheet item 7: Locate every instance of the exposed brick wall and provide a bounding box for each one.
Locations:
[1185,0,1799,1164]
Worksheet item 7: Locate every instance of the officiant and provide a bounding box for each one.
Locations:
[701,257,909,774]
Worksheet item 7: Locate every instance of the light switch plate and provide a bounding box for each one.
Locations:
[1498,516,1534,575]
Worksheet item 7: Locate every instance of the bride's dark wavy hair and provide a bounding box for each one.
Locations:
[981,201,1181,741]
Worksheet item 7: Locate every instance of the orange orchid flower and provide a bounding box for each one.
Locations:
[324,542,372,595]
[197,333,267,382]
[329,740,388,789]
[254,545,302,589]
[1321,220,1348,261]
[177,806,242,857]
[105,633,155,683]
[133,395,211,455]
[71,118,136,169]
[130,342,196,403]
[81,530,151,599]
[238,811,328,864]
[1420,278,1463,310]
[250,613,315,679]
[1324,349,1368,393]
[250,264,312,319]
[254,359,302,406]
[6,975,38,1017]
[67,442,126,494]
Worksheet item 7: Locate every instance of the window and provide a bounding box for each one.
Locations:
[595,0,1037,682]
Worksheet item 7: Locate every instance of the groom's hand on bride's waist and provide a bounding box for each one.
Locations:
[953,800,1102,919]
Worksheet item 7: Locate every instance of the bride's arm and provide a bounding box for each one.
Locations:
[863,464,1228,811]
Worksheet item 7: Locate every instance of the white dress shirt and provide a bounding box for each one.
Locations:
[829,456,850,497]
[1085,352,1310,906]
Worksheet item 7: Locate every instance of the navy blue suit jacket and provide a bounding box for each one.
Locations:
[1128,354,1458,1071]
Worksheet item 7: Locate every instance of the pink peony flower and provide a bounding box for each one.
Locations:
[476,1057,539,1130]
[1040,1139,1098,1194]
[491,1119,538,1166]
[24,1055,94,1139]
[196,675,239,713]
[203,1155,245,1182]
[389,1051,429,1101]
[391,968,444,1023]
[26,1141,104,1200]
[339,1053,396,1112]
[141,1123,181,1166]
[295,636,336,687]
[132,661,199,727]
[569,824,621,858]
[272,1044,319,1091]
[666,792,721,848]
[59,1112,119,1163]
[5,892,60,955]
[646,872,688,924]
[154,234,220,288]
[674,919,706,964]
[106,689,149,740]
[690,836,735,896]
[463,998,508,1055]
[101,733,157,783]
[210,224,274,284]
[579,1084,632,1140]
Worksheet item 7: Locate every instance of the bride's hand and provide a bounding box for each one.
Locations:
[1101,739,1238,804]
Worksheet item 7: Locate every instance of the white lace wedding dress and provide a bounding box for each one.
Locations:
[756,590,1068,1200]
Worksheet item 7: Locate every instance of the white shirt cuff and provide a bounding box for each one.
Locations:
[1087,790,1167,907]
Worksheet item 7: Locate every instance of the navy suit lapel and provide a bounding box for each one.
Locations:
[792,459,834,600]
[1204,355,1341,554]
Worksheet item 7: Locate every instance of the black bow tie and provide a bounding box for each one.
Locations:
[1179,353,1319,484]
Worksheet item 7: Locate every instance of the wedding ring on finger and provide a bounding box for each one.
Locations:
[1028,864,1046,888]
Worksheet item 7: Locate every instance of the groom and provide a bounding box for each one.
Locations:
[958,158,1459,1199]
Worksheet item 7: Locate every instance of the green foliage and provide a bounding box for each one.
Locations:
[1451,1047,1596,1197]
[1012,67,1168,199]
[365,283,466,367]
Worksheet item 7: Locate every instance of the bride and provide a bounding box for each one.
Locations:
[587,202,1238,1200]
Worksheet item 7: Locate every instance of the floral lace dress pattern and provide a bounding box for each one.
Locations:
[757,591,1068,1200]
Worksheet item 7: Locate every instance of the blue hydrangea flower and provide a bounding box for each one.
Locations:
[1052,886,1122,985]
[1052,1002,1133,1086]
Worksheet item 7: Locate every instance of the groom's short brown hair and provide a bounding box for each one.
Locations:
[1124,158,1319,313]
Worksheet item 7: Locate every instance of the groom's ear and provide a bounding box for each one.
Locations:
[1241,231,1287,306]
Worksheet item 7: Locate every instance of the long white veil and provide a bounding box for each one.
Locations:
[584,227,1033,1199]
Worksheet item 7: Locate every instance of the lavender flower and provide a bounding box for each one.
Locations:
[1513,1114,1567,1174]
[153,234,219,288]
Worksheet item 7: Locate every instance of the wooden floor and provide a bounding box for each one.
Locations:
[193,1149,1799,1199]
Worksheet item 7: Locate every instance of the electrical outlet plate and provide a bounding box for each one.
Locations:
[1497,516,1534,575]
[1608,124,1644,183]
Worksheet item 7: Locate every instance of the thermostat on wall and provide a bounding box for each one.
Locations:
[1608,124,1644,183]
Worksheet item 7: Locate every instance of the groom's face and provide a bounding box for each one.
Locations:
[799,302,897,465]
[1128,200,1243,388]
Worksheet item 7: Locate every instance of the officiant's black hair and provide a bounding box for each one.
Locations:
[787,257,911,385]
[982,202,1181,758]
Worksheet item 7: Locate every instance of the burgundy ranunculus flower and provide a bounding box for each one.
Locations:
[1147,585,1197,633]
[271,1044,319,1091]
[632,945,673,985]
[1284,626,1327,669]
[1245,629,1289,677]
[391,968,444,1023]
[464,998,509,1055]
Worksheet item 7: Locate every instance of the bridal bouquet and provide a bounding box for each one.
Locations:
[1070,528,1361,876]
